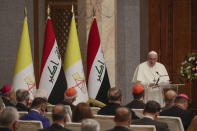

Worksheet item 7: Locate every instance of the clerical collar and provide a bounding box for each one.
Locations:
[57,123,64,127]
[144,115,154,120]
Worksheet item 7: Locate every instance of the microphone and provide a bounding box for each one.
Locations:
[155,72,160,86]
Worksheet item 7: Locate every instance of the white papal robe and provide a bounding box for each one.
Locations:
[132,61,170,107]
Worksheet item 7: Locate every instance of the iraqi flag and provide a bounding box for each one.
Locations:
[38,17,67,104]
[13,15,36,99]
[63,13,89,105]
[87,18,111,104]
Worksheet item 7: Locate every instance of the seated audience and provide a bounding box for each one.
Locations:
[162,89,177,110]
[81,119,100,131]
[16,89,30,111]
[132,100,169,131]
[0,107,19,131]
[0,97,5,112]
[72,102,93,122]
[20,97,50,128]
[126,84,145,109]
[108,107,132,131]
[160,94,194,130]
[0,84,16,107]
[98,87,139,120]
[59,87,77,111]
[39,104,72,131]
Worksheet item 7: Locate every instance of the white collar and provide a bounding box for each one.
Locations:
[144,115,154,120]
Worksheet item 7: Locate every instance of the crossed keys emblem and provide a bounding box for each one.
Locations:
[72,72,87,94]
[24,76,36,94]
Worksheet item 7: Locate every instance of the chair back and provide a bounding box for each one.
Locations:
[129,125,156,131]
[94,114,115,131]
[18,120,43,131]
[91,107,100,115]
[156,116,184,131]
[46,104,55,112]
[132,109,144,118]
[66,122,81,131]
[18,111,28,118]
[187,115,197,131]
[65,105,72,118]
[44,112,53,124]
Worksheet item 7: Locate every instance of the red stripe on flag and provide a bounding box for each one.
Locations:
[87,18,100,83]
[40,18,55,76]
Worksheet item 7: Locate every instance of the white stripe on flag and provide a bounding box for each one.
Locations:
[39,41,62,98]
[13,63,36,99]
[88,44,106,99]
[65,60,89,104]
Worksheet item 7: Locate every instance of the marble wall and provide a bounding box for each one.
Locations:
[78,0,116,87]
[78,0,148,104]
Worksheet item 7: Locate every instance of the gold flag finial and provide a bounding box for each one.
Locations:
[24,7,27,17]
[93,7,96,17]
[47,5,50,16]
[71,4,74,14]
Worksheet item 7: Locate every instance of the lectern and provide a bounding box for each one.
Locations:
[144,83,184,107]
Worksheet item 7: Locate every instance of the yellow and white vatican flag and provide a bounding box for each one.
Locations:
[63,9,88,105]
[12,11,36,99]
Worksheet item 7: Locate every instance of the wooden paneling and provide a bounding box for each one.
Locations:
[149,0,197,112]
[172,0,191,95]
[149,0,161,53]
[191,0,197,111]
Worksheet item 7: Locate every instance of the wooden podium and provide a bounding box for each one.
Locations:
[144,83,184,107]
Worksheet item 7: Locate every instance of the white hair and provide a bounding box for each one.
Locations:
[148,51,158,56]
[81,119,100,131]
[35,89,48,99]
[0,107,19,127]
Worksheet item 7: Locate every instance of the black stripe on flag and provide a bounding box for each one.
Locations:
[48,67,67,104]
[95,69,111,104]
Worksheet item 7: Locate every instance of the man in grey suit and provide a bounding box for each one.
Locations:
[132,101,169,131]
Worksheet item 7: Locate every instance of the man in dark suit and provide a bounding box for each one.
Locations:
[16,89,30,112]
[160,94,194,130]
[97,87,139,120]
[132,101,169,131]
[39,104,72,131]
[59,87,76,111]
[126,84,145,109]
[108,107,132,131]
[20,97,50,128]
[0,107,19,131]
[161,89,177,111]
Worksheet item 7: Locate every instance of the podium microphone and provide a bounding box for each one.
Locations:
[155,72,160,86]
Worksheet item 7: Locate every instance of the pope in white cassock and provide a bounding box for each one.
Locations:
[132,51,170,107]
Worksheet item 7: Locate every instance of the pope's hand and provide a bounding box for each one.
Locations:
[149,83,155,87]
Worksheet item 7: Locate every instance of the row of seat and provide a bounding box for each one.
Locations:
[17,105,185,131]
[18,113,184,131]
[17,120,156,131]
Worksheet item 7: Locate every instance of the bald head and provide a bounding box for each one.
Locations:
[52,104,67,121]
[108,88,122,102]
[114,107,131,123]
[165,90,177,105]
[147,51,158,67]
